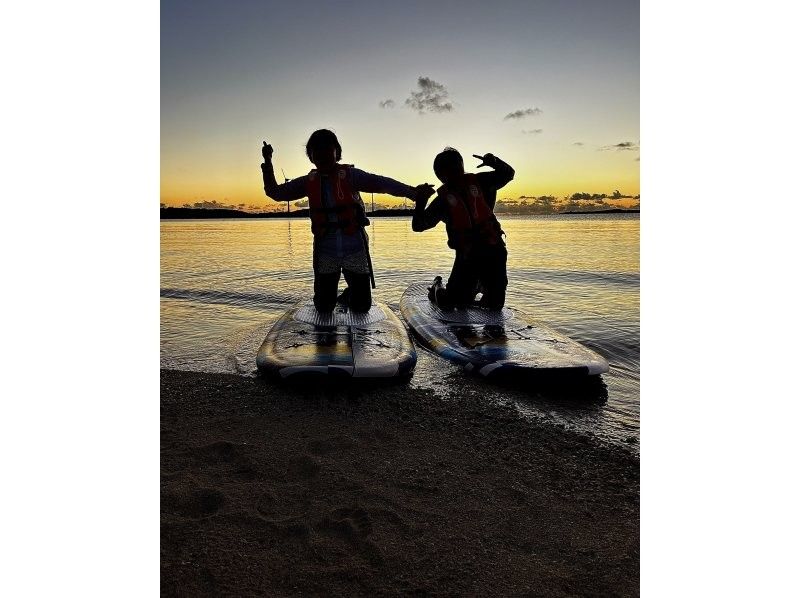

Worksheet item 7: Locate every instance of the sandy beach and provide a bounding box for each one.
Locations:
[161,369,639,596]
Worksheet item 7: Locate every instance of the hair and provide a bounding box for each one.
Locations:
[305,129,342,162]
[433,147,464,180]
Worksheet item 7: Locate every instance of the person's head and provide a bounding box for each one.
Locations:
[433,147,465,184]
[306,129,342,170]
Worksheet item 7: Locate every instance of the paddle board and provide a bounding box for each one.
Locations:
[257,300,417,379]
[399,282,608,377]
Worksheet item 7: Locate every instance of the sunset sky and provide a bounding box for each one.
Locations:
[161,0,639,210]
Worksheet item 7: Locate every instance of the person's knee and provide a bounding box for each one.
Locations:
[314,294,336,313]
[342,270,371,312]
[433,289,455,310]
[445,283,475,308]
[349,289,372,312]
[479,283,506,310]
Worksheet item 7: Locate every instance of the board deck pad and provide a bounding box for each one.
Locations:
[399,282,609,377]
[257,301,416,379]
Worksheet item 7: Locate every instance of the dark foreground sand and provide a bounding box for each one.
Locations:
[161,370,638,596]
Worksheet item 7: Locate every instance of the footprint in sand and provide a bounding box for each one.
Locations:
[316,506,383,565]
[371,507,408,530]
[194,440,256,480]
[162,484,225,519]
[255,491,277,517]
[328,507,373,539]
[286,454,321,480]
[254,511,312,541]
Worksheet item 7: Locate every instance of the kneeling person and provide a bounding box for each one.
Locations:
[262,129,433,313]
[412,147,514,310]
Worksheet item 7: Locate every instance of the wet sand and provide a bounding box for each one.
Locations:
[161,369,639,596]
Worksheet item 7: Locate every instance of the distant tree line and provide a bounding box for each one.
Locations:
[161,190,640,215]
[494,191,640,214]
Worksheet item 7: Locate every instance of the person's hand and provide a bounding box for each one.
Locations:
[472,153,496,168]
[262,141,274,162]
[414,183,435,203]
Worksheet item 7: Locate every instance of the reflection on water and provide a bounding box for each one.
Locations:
[161,214,639,447]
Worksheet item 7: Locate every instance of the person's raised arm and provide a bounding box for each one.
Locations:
[473,152,515,189]
[261,141,306,201]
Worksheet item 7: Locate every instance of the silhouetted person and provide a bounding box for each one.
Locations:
[412,147,514,310]
[262,129,434,313]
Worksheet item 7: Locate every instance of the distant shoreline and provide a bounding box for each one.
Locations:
[560,208,639,214]
[160,207,639,220]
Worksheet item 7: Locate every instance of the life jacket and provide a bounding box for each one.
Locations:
[306,164,365,236]
[439,174,503,251]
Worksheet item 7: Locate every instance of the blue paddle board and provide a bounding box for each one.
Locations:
[399,282,608,377]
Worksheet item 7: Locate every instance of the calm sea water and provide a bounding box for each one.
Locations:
[161,214,639,447]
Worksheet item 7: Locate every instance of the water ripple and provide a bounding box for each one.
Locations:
[160,288,296,309]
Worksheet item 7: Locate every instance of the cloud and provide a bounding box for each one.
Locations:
[503,107,542,120]
[600,141,640,151]
[522,129,543,134]
[405,77,453,113]
[379,99,395,109]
